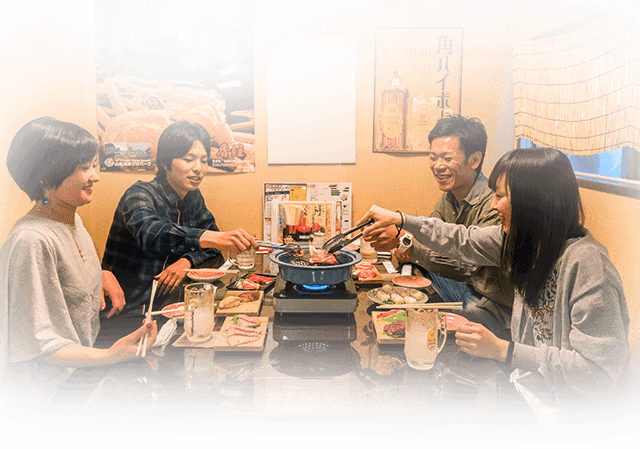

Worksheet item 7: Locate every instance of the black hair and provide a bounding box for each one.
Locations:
[428,115,488,173]
[488,148,585,308]
[6,117,98,202]
[156,120,211,179]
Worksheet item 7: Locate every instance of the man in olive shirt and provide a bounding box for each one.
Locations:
[374,116,513,337]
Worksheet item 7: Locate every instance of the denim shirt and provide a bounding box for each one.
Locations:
[102,176,220,310]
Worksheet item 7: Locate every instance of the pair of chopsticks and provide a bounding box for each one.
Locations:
[136,279,158,357]
[182,268,239,273]
[377,302,463,310]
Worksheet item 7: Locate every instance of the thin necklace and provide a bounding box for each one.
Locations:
[69,229,87,262]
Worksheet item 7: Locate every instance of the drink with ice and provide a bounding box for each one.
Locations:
[184,283,216,343]
[404,308,447,370]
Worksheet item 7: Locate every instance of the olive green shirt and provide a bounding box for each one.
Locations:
[411,173,514,310]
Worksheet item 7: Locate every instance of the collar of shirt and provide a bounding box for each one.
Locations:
[444,172,490,211]
[154,175,199,210]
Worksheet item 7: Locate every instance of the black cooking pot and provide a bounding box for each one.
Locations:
[269,248,362,285]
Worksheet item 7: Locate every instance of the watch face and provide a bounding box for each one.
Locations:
[401,235,412,246]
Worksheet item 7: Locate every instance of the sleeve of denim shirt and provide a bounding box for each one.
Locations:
[120,184,208,257]
[180,192,221,267]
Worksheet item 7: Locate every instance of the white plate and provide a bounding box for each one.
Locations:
[367,286,428,305]
[186,269,226,281]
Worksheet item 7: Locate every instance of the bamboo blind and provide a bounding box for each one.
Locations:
[513,1,639,155]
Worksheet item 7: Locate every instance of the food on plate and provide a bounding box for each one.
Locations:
[239,292,259,302]
[187,268,225,280]
[161,302,184,318]
[352,261,379,281]
[377,289,391,301]
[225,314,262,346]
[445,313,471,332]
[219,295,242,309]
[384,320,406,338]
[234,278,260,290]
[392,275,432,288]
[409,289,423,299]
[246,273,274,285]
[382,283,394,293]
[377,309,406,339]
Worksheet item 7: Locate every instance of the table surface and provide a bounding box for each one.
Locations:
[5,256,640,441]
[46,257,533,423]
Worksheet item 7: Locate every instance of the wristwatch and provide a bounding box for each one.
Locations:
[397,233,413,253]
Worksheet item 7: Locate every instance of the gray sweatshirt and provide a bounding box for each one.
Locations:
[403,216,630,409]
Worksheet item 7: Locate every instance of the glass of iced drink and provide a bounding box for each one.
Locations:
[184,283,216,343]
[404,308,447,370]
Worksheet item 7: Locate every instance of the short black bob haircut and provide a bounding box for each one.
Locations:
[7,117,98,202]
[488,147,585,308]
[428,115,488,174]
[156,120,211,179]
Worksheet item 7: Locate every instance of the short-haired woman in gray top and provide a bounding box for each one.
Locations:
[1,117,157,389]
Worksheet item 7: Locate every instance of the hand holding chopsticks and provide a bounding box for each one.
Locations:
[137,279,158,357]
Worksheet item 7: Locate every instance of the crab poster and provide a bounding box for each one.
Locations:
[94,0,255,173]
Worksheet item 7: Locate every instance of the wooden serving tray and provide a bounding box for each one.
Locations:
[353,265,385,285]
[212,316,269,352]
[215,290,263,316]
[372,310,406,345]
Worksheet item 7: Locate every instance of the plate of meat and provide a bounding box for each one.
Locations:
[392,275,432,289]
[212,315,269,351]
[161,302,185,321]
[352,261,383,284]
[186,268,226,281]
[216,290,263,316]
[229,273,276,291]
[372,309,406,344]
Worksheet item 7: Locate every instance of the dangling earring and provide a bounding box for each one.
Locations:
[42,196,49,205]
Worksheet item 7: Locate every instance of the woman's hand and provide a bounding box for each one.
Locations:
[108,320,158,363]
[201,228,257,253]
[101,270,125,318]
[156,258,190,295]
[454,323,510,362]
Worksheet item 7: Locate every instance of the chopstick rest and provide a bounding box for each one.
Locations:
[377,302,463,310]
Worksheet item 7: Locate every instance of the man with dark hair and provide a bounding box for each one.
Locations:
[102,120,257,313]
[374,115,513,337]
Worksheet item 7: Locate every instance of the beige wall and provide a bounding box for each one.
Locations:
[2,1,638,360]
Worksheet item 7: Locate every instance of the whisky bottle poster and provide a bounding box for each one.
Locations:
[94,1,256,174]
[373,28,463,153]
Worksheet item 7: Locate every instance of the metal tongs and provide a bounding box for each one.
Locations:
[322,218,374,254]
[257,240,304,256]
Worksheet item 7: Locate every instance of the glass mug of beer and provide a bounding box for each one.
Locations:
[404,308,447,370]
[184,283,216,343]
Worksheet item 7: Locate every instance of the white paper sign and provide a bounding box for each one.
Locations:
[266,35,356,164]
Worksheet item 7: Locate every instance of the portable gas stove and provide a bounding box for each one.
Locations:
[273,275,358,344]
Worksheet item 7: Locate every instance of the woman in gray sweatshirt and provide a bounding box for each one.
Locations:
[359,148,630,423]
